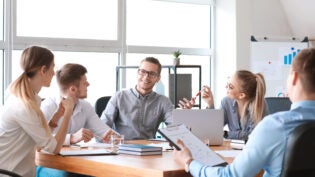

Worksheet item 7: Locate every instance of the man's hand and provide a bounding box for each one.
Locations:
[70,128,93,144]
[178,97,195,109]
[101,129,118,143]
[173,139,193,167]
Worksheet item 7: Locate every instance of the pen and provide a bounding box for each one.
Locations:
[193,90,201,100]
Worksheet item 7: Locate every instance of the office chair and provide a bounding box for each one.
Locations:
[0,169,22,177]
[265,97,292,114]
[94,96,111,117]
[280,121,315,177]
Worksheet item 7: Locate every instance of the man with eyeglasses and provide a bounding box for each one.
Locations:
[100,57,174,140]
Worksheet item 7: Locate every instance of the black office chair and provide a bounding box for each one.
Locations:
[280,121,315,177]
[94,96,111,117]
[0,169,22,177]
[265,97,292,114]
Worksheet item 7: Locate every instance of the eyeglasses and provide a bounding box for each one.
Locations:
[138,69,159,79]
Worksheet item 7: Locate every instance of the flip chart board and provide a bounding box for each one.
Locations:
[250,36,308,97]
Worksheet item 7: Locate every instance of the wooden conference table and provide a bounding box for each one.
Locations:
[35,140,263,177]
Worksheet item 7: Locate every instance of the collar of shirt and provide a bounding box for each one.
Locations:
[291,100,315,109]
[35,93,42,107]
[131,86,155,99]
[55,96,82,116]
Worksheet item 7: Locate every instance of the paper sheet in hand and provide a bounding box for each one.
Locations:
[158,124,227,167]
[59,149,117,156]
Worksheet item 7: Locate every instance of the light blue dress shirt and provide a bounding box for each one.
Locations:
[101,87,174,140]
[190,100,315,177]
[220,97,269,140]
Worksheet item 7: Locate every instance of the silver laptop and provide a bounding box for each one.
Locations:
[172,109,224,145]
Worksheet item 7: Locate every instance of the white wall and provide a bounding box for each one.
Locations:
[214,0,293,106]
[213,0,236,106]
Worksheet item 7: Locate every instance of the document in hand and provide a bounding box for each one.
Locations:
[158,124,228,167]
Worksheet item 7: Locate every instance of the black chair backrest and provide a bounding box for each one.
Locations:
[280,121,315,177]
[0,169,22,177]
[265,97,292,114]
[94,96,111,117]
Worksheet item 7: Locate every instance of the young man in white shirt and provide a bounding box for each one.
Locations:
[37,63,116,177]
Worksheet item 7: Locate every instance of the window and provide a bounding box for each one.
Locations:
[0,1,3,104]
[16,0,117,40]
[12,51,118,104]
[127,0,210,48]
[0,0,3,41]
[1,0,214,107]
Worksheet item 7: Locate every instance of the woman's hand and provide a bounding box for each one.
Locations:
[201,85,214,108]
[61,96,75,115]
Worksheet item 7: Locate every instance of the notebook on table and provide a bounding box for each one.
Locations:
[172,109,224,145]
[59,149,117,156]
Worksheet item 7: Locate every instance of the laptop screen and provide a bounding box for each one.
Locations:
[172,109,224,145]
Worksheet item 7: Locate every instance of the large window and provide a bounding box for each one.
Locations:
[1,1,4,104]
[127,0,210,48]
[12,51,118,104]
[1,0,214,108]
[16,0,117,40]
[0,0,3,41]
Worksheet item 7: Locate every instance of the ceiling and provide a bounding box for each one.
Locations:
[280,0,315,39]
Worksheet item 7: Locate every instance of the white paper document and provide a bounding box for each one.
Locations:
[215,150,242,158]
[158,124,227,166]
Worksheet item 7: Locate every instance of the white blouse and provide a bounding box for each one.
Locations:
[0,94,57,177]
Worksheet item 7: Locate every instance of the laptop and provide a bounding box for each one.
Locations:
[172,109,224,145]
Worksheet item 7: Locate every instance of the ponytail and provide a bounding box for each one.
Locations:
[236,70,266,126]
[10,73,50,135]
[10,46,54,135]
[250,73,266,124]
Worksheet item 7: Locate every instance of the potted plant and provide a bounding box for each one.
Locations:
[173,50,182,65]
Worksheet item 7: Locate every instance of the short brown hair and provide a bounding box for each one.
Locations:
[292,48,315,93]
[140,57,162,75]
[56,63,87,93]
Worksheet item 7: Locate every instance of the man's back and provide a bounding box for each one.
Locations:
[223,101,315,177]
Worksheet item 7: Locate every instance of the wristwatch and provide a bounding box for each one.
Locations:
[184,158,193,173]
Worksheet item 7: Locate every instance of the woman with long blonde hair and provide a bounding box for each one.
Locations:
[0,46,75,176]
[179,70,269,140]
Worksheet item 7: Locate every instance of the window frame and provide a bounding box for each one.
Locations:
[1,0,214,105]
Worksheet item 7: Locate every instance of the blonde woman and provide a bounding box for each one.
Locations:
[0,46,75,176]
[179,70,269,140]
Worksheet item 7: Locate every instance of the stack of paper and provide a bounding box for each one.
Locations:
[230,139,246,150]
[118,144,162,156]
